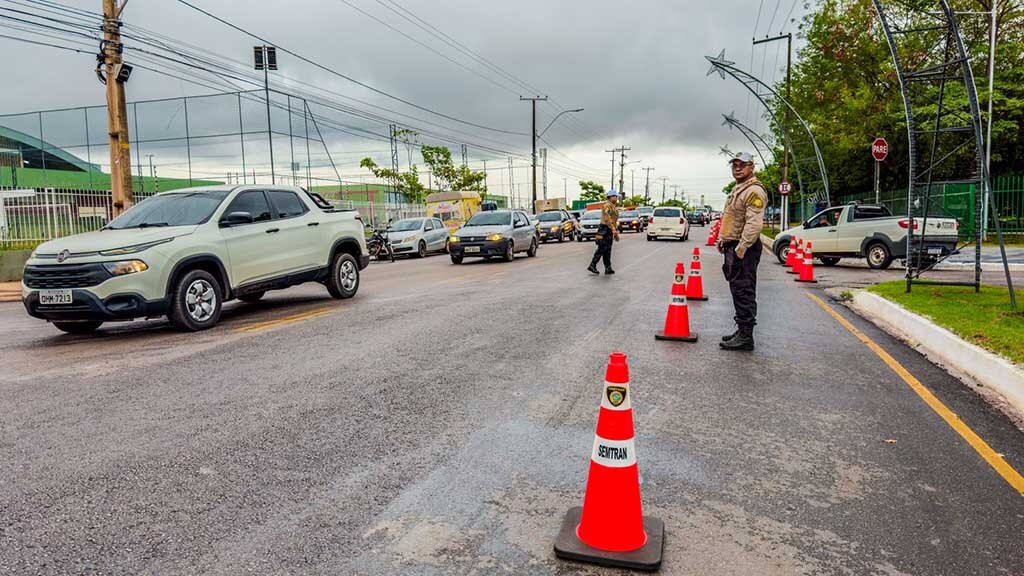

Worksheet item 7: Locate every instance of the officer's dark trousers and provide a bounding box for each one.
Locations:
[722,240,762,332]
[590,227,613,270]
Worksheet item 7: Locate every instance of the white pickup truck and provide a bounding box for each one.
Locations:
[22,185,368,333]
[772,203,959,269]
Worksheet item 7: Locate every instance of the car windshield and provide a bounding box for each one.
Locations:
[390,218,423,232]
[465,211,512,226]
[638,207,653,214]
[654,208,680,217]
[106,191,230,229]
[621,211,638,218]
[537,212,562,222]
[582,210,601,220]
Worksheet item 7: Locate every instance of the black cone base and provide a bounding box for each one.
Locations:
[655,331,698,342]
[688,295,708,301]
[553,506,665,572]
[795,278,818,283]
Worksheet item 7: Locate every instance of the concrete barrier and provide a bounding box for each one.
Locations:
[849,290,1024,418]
[0,250,31,282]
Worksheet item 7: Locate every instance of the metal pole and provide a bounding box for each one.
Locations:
[83,107,93,190]
[264,50,275,185]
[287,95,296,186]
[874,160,880,204]
[982,0,997,241]
[531,100,537,207]
[183,97,192,186]
[38,112,47,188]
[304,97,312,189]
[133,102,142,194]
[237,92,246,184]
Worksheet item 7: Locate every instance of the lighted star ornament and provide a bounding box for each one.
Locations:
[705,50,735,79]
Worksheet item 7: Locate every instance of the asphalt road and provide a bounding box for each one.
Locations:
[2,228,1023,575]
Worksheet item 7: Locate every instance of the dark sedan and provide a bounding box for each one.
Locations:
[687,211,708,226]
[449,210,538,263]
[617,210,644,233]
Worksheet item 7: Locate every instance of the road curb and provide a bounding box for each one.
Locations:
[847,290,1024,419]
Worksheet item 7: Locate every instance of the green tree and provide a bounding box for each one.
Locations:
[420,145,487,194]
[657,199,686,208]
[623,195,647,207]
[578,180,606,202]
[359,157,426,204]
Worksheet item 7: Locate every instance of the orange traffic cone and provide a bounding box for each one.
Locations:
[788,238,804,275]
[796,241,818,283]
[687,247,708,301]
[705,228,716,246]
[655,263,698,342]
[784,237,797,268]
[553,352,665,571]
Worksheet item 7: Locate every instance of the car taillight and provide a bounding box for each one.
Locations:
[679,217,685,225]
[898,219,919,229]
[649,217,654,224]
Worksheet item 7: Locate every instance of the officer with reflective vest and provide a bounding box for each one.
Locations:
[587,190,620,275]
[717,152,767,351]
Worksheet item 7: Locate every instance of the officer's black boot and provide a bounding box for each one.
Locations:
[587,261,599,275]
[720,328,740,342]
[719,327,754,351]
[604,268,615,275]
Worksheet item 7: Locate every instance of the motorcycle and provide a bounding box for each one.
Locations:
[366,227,395,262]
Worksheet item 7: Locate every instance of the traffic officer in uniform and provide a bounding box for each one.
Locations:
[717,152,767,351]
[587,189,620,275]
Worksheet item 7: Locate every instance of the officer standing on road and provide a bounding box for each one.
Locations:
[718,152,767,351]
[588,190,620,275]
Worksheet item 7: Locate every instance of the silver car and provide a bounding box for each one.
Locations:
[387,217,450,258]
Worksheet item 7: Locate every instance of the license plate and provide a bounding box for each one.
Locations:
[465,246,481,253]
[927,247,943,255]
[39,289,73,305]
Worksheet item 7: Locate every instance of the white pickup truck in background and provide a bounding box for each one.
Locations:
[772,203,960,269]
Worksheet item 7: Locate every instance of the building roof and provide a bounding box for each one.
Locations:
[0,125,100,172]
[425,191,481,203]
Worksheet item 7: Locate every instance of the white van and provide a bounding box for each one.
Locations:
[646,207,690,241]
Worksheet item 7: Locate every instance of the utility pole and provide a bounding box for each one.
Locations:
[101,0,133,216]
[520,96,548,209]
[671,185,681,203]
[604,148,617,191]
[631,170,635,197]
[146,154,155,192]
[754,33,792,225]
[461,144,468,167]
[617,146,630,196]
[253,44,278,184]
[658,177,669,204]
[642,167,655,203]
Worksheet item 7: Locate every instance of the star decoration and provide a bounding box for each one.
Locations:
[705,50,735,79]
[721,111,737,129]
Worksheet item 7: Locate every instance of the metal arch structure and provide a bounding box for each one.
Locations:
[873,0,1014,306]
[706,51,830,211]
[721,112,775,168]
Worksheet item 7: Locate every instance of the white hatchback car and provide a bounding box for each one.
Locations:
[646,207,690,241]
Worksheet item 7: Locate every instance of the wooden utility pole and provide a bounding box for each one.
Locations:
[617,146,630,196]
[102,0,133,216]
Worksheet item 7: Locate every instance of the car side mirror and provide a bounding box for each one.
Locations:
[220,211,254,227]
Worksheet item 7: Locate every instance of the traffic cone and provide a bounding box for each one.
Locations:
[687,247,708,301]
[705,227,716,246]
[788,238,804,275]
[553,352,665,571]
[655,263,698,342]
[784,237,797,268]
[796,241,818,283]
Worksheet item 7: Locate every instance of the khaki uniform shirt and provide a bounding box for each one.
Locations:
[599,201,619,229]
[720,177,767,251]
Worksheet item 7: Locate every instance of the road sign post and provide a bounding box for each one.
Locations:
[872,137,888,204]
[778,181,791,229]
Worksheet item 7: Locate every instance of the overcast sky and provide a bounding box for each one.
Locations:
[0,0,807,208]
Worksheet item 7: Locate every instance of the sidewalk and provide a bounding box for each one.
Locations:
[0,281,22,303]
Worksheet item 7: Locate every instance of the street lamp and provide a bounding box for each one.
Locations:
[539,108,584,138]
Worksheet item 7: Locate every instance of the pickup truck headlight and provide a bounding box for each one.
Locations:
[103,260,148,276]
[99,237,173,256]
[550,225,559,232]
[486,234,504,241]
[449,236,460,243]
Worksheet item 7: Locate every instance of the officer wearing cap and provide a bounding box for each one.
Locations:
[587,189,620,275]
[718,152,767,351]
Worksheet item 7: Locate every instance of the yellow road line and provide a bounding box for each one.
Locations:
[807,292,1024,496]
[234,307,335,333]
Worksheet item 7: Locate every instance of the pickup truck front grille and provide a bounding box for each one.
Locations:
[23,264,110,289]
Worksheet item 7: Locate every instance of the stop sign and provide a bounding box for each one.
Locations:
[872,137,889,162]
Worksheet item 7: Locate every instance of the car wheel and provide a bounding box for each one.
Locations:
[775,242,789,265]
[527,238,538,257]
[443,239,450,254]
[169,269,222,331]
[577,234,583,243]
[647,234,653,242]
[417,241,427,258]
[238,291,265,303]
[866,243,893,270]
[820,257,841,266]
[326,253,360,299]
[503,240,515,262]
[451,254,464,264]
[53,321,102,334]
